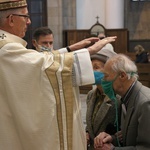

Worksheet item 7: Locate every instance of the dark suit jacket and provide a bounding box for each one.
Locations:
[115,81,150,150]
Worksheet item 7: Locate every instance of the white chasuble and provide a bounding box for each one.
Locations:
[0,30,95,150]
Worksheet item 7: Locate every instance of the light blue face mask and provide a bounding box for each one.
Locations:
[93,71,104,85]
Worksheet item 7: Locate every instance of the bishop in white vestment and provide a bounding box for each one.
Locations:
[0,29,95,150]
[0,1,116,149]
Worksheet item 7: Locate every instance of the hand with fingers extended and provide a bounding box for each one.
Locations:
[67,36,117,54]
[68,37,99,51]
[87,36,117,55]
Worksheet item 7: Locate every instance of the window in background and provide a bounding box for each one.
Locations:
[24,0,47,48]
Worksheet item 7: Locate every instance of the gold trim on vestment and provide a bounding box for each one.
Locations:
[0,0,27,11]
[45,51,74,150]
[62,52,74,150]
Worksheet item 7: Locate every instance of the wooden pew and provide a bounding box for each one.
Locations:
[137,63,150,88]
[126,53,150,87]
[79,85,92,94]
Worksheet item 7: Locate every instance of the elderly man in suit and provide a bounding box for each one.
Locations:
[94,54,150,150]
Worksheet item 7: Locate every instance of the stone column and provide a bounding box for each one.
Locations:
[47,0,76,49]
[47,0,63,49]
[62,0,76,30]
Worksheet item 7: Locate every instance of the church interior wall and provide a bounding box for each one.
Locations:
[47,0,150,52]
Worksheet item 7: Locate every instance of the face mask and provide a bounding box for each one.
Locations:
[93,71,104,85]
[101,75,121,146]
[36,45,52,52]
[35,40,53,52]
[101,75,118,100]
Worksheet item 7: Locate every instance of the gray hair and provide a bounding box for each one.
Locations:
[107,54,139,80]
[0,8,23,26]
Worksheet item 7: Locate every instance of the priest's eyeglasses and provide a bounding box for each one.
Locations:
[6,14,30,21]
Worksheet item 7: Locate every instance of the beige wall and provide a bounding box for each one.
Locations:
[47,0,150,50]
[125,0,150,40]
[124,0,150,51]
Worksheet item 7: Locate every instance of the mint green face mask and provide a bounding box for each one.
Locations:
[101,75,118,100]
[101,75,121,147]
